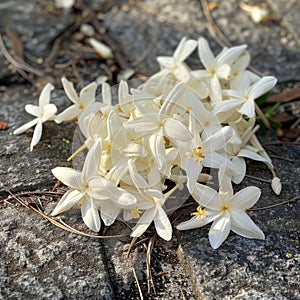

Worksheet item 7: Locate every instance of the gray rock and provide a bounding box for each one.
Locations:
[176,141,300,299]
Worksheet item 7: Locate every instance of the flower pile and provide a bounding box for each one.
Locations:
[13,37,281,249]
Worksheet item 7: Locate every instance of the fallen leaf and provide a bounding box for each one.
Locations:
[272,112,298,123]
[5,28,24,59]
[267,86,300,103]
[282,128,300,139]
[0,122,8,130]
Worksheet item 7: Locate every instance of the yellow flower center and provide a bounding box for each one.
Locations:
[190,206,208,222]
[129,208,142,219]
[193,146,205,162]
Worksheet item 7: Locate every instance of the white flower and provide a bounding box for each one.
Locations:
[55,77,97,123]
[13,83,57,151]
[220,76,277,118]
[130,186,180,241]
[197,37,247,102]
[51,141,136,231]
[157,37,197,81]
[177,179,265,249]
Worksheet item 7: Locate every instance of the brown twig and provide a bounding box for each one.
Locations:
[262,141,300,146]
[146,235,156,294]
[129,254,144,300]
[249,195,300,211]
[0,33,44,77]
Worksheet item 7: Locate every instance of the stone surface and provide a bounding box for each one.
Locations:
[176,141,300,299]
[1,0,300,299]
[0,204,115,299]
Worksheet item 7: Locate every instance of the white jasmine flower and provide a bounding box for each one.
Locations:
[177,179,265,249]
[13,83,57,151]
[221,76,277,118]
[131,185,180,241]
[51,141,136,231]
[197,37,247,102]
[157,37,197,81]
[55,77,97,123]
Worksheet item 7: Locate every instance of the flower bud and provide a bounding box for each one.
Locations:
[271,177,282,195]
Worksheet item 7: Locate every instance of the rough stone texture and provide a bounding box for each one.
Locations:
[0,88,75,195]
[1,0,300,299]
[176,141,300,299]
[0,204,115,299]
[103,0,300,82]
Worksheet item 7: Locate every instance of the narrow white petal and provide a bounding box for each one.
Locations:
[248,76,277,100]
[163,118,193,141]
[238,100,255,118]
[198,37,215,70]
[128,159,149,189]
[100,200,121,226]
[82,140,102,181]
[62,77,80,104]
[30,122,43,151]
[39,83,55,108]
[216,44,247,65]
[210,75,222,102]
[231,156,246,184]
[55,105,81,123]
[202,126,233,152]
[157,56,174,69]
[51,167,82,189]
[174,37,197,62]
[102,82,112,105]
[131,207,156,237]
[13,118,38,135]
[238,149,270,164]
[230,186,261,209]
[191,183,221,209]
[25,105,40,117]
[177,210,220,230]
[79,82,97,107]
[154,205,172,241]
[51,189,84,216]
[81,198,101,232]
[209,212,231,249]
[148,129,166,170]
[230,209,265,239]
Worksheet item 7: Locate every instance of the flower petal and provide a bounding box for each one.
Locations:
[42,104,57,121]
[51,167,82,189]
[191,183,221,209]
[79,82,97,107]
[131,207,157,238]
[176,209,220,230]
[238,100,255,118]
[62,77,80,104]
[230,186,261,209]
[55,105,81,123]
[81,197,101,232]
[202,126,233,152]
[230,209,265,239]
[238,149,270,164]
[25,105,40,117]
[173,37,197,63]
[30,122,43,151]
[39,83,55,108]
[51,189,84,216]
[13,118,38,135]
[82,140,102,181]
[231,156,246,184]
[100,200,121,226]
[248,76,277,101]
[198,37,215,70]
[154,205,172,241]
[163,118,193,141]
[209,212,231,249]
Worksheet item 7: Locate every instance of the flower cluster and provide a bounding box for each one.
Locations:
[13,37,281,249]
